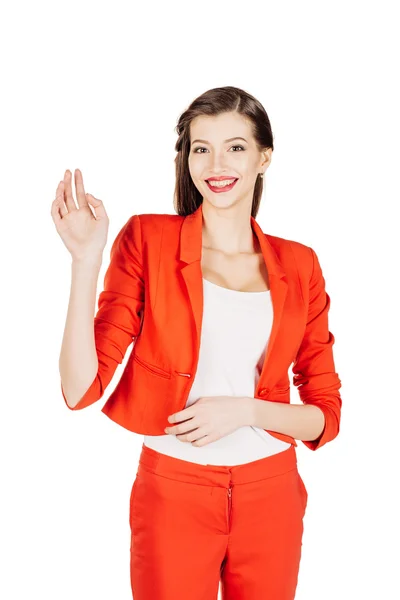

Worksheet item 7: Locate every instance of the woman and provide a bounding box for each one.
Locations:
[54,86,342,600]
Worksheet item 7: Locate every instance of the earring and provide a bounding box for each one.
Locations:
[260,172,264,179]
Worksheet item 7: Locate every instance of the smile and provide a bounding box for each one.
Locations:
[206,178,238,193]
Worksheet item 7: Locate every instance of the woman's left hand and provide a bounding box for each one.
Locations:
[165,395,254,447]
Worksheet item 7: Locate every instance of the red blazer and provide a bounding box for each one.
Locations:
[61,203,342,451]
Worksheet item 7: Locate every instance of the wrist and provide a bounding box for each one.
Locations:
[242,396,257,427]
[72,256,102,270]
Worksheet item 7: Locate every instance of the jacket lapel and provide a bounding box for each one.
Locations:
[178,203,288,387]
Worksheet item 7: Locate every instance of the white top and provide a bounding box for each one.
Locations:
[143,277,291,465]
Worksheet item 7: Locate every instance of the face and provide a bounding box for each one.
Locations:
[188,111,272,209]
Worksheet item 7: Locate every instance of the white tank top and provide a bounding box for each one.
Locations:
[143,277,291,465]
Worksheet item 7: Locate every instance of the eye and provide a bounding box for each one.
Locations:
[192,145,245,153]
[193,147,207,153]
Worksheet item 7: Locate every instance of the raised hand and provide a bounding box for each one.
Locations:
[51,168,109,262]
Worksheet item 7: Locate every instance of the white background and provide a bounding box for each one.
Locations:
[1,1,398,598]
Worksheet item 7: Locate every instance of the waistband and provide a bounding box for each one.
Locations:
[137,442,298,488]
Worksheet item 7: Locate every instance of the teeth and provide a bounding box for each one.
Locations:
[207,179,236,187]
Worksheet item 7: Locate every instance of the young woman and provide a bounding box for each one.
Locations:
[54,86,342,600]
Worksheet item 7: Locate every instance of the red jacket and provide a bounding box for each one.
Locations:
[61,203,342,451]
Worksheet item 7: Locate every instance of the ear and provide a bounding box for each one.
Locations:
[260,147,273,170]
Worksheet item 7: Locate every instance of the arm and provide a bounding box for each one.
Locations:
[248,399,326,443]
[59,214,144,410]
[247,246,342,450]
[59,256,103,409]
[291,246,342,450]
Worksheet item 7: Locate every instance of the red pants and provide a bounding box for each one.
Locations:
[129,442,308,600]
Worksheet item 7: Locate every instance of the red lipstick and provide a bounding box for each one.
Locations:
[206,178,239,193]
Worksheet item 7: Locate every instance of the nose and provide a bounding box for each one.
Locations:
[207,151,229,174]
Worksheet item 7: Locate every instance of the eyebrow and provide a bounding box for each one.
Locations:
[191,136,248,145]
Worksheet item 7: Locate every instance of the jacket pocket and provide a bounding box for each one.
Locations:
[133,354,171,379]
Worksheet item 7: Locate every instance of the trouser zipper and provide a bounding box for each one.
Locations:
[227,486,232,531]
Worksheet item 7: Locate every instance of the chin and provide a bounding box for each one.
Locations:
[204,195,240,208]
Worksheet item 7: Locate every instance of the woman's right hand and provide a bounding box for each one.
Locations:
[51,168,109,262]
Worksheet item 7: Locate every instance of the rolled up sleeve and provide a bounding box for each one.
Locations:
[292,246,342,450]
[61,214,144,410]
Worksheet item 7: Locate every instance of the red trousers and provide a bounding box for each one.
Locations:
[129,442,308,600]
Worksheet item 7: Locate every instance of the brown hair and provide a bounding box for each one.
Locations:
[173,86,274,218]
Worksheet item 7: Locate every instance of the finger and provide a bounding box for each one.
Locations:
[51,191,62,224]
[86,193,108,220]
[51,181,67,224]
[167,416,199,435]
[74,168,89,209]
[57,181,68,217]
[174,423,200,439]
[191,425,214,445]
[58,181,68,217]
[176,431,201,443]
[186,424,208,440]
[191,436,210,447]
[63,169,77,212]
[168,409,194,424]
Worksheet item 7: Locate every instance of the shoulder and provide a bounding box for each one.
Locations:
[266,233,314,277]
[122,213,183,254]
[134,212,182,229]
[266,232,312,258]
[123,212,181,237]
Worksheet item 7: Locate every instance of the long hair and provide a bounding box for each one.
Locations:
[173,86,274,218]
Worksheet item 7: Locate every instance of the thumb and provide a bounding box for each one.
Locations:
[86,193,108,219]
